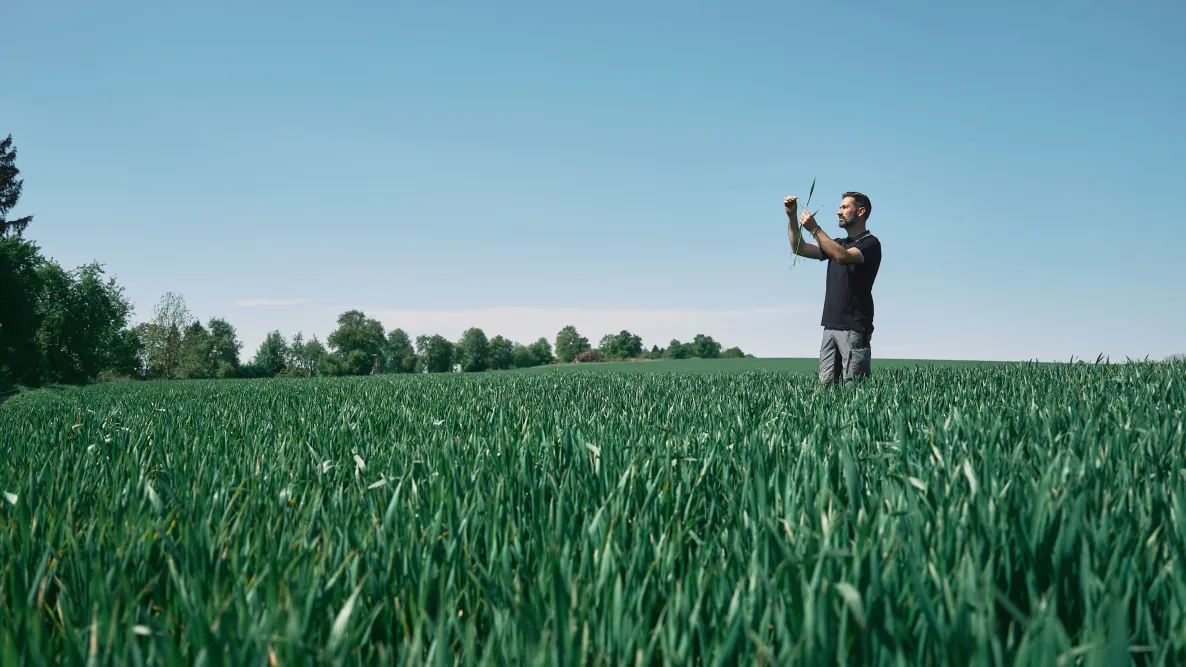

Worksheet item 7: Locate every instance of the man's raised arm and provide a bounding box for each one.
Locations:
[800,210,864,265]
[785,196,824,259]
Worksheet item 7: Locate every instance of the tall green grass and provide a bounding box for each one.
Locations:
[1,361,1183,665]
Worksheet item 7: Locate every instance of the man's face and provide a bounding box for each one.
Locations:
[837,196,862,228]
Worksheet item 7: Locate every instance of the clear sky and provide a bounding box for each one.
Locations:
[5,0,1184,362]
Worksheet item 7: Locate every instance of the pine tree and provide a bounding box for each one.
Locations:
[0,134,35,238]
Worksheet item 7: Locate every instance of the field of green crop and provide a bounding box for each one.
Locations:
[2,361,1184,665]
[512,356,1022,375]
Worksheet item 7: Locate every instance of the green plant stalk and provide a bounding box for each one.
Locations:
[791,177,821,266]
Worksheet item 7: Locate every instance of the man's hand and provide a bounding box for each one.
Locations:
[784,196,798,217]
[785,196,800,240]
[799,209,820,234]
[786,196,809,256]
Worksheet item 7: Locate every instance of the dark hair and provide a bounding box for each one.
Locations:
[843,191,871,218]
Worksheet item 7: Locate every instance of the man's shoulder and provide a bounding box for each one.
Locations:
[852,231,881,265]
[855,231,881,250]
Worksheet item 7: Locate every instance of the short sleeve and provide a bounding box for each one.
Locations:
[853,234,881,265]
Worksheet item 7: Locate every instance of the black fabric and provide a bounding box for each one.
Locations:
[816,231,882,334]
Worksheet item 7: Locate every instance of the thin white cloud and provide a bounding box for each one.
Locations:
[234,298,309,307]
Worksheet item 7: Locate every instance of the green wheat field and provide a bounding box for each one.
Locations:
[2,358,1184,665]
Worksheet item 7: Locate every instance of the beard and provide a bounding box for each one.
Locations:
[838,214,858,228]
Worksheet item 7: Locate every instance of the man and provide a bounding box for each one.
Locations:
[784,191,882,384]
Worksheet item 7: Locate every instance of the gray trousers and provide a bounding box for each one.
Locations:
[819,328,872,384]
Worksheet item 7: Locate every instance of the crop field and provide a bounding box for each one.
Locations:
[512,356,1022,375]
[1,361,1184,665]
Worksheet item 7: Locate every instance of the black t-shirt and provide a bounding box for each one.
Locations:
[816,231,882,334]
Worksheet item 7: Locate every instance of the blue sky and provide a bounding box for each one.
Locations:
[5,0,1184,362]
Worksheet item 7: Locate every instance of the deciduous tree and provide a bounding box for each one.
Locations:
[456,327,489,372]
[327,310,385,375]
[384,328,415,373]
[207,318,242,376]
[144,292,192,379]
[487,335,514,370]
[555,325,590,363]
[34,261,133,384]
[416,334,455,373]
[288,332,327,377]
[250,330,290,377]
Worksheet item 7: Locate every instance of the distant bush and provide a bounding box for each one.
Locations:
[96,371,140,383]
[573,350,604,363]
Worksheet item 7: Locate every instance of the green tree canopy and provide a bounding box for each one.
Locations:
[290,332,328,377]
[327,310,385,375]
[487,335,514,371]
[691,334,722,359]
[456,327,490,372]
[384,328,415,373]
[207,318,242,375]
[555,325,591,363]
[176,320,213,379]
[416,334,455,373]
[0,237,44,386]
[250,331,290,377]
[598,330,643,360]
[33,261,133,384]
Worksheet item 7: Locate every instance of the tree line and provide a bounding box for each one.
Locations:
[133,296,749,380]
[0,134,749,390]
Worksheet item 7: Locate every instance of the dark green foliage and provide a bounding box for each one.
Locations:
[289,332,328,377]
[456,327,490,372]
[666,338,692,359]
[598,329,643,360]
[32,261,133,385]
[513,337,554,368]
[691,333,721,359]
[416,333,455,373]
[555,325,591,363]
[177,321,213,379]
[102,327,145,379]
[487,335,515,371]
[383,328,415,373]
[0,135,34,238]
[327,310,385,375]
[0,238,43,386]
[659,335,730,361]
[207,318,243,373]
[251,331,290,377]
